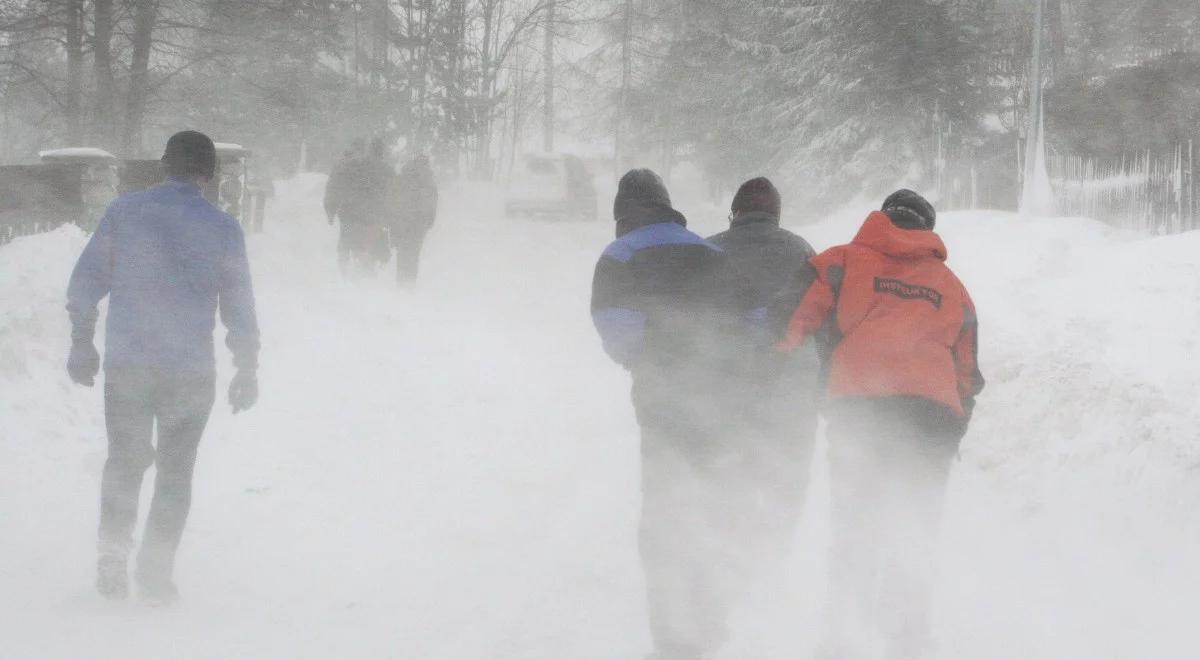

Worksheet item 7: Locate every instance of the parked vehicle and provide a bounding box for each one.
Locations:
[118,159,166,195]
[1,142,268,244]
[215,143,270,232]
[118,143,266,232]
[0,163,85,244]
[505,153,597,221]
[39,148,119,232]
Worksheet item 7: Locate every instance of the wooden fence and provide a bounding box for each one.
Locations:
[1048,142,1198,234]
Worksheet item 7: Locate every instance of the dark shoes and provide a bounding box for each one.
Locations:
[96,555,129,600]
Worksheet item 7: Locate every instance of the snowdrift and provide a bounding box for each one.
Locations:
[1,176,1197,659]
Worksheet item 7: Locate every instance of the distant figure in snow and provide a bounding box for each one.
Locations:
[590,169,736,659]
[776,189,984,659]
[707,177,821,576]
[324,137,394,275]
[390,154,438,285]
[66,130,260,605]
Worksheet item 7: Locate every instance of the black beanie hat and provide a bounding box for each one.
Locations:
[162,130,217,180]
[613,168,672,222]
[731,177,781,218]
[882,188,936,230]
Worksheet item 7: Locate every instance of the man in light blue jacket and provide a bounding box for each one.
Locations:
[66,130,260,605]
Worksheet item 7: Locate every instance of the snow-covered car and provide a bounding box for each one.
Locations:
[39,148,119,232]
[505,153,597,221]
[215,143,249,221]
[0,163,86,243]
[214,143,270,232]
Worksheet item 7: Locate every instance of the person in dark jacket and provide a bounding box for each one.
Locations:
[324,138,394,274]
[591,169,735,660]
[391,154,438,285]
[66,130,261,605]
[777,189,984,659]
[707,177,821,574]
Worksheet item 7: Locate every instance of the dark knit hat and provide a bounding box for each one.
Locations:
[613,168,671,222]
[882,188,936,230]
[731,177,781,218]
[162,130,217,180]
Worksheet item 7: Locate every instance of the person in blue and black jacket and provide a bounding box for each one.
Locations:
[590,169,735,660]
[66,130,260,606]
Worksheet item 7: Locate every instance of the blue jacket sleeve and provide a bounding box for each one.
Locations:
[219,222,261,370]
[590,254,645,367]
[591,307,646,366]
[65,204,117,343]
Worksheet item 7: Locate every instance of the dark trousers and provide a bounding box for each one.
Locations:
[632,374,740,658]
[823,398,965,657]
[392,226,429,284]
[725,386,818,568]
[638,426,739,659]
[338,222,390,274]
[100,368,215,582]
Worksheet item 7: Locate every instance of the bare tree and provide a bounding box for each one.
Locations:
[122,0,157,153]
[65,0,83,143]
[542,0,554,152]
[93,0,115,146]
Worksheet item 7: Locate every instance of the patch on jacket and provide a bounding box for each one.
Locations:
[873,277,943,309]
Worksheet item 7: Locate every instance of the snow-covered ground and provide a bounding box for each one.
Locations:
[1,175,1198,659]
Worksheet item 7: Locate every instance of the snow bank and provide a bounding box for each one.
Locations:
[38,147,118,161]
[1,177,1197,659]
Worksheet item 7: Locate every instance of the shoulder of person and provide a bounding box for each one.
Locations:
[780,227,816,254]
[768,226,815,254]
[189,196,242,233]
[706,227,731,245]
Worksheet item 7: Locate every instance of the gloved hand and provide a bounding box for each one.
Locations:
[67,341,100,387]
[229,369,258,414]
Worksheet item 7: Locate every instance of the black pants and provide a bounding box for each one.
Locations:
[338,222,390,274]
[823,398,965,657]
[638,427,740,658]
[632,376,740,658]
[724,383,818,569]
[392,226,430,284]
[99,368,215,582]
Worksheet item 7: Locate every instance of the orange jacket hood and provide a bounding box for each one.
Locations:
[851,211,947,261]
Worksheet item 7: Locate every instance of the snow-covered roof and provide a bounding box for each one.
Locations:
[214,142,249,158]
[39,147,117,162]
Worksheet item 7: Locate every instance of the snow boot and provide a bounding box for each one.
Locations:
[96,555,129,600]
[135,572,179,607]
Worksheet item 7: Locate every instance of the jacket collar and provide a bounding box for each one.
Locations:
[852,210,947,260]
[163,176,204,196]
[615,202,687,237]
[730,211,780,228]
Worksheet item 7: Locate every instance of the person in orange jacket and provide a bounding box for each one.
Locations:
[776,189,983,660]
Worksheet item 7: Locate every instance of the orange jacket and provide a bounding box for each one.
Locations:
[778,211,983,417]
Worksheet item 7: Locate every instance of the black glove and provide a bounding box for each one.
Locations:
[67,341,100,387]
[229,369,258,414]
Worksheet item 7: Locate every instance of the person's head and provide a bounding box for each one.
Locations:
[162,130,217,182]
[882,188,936,230]
[613,168,671,223]
[730,176,781,221]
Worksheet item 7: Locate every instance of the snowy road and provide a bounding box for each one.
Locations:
[2,175,1199,659]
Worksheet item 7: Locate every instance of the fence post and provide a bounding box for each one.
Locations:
[1189,140,1195,231]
